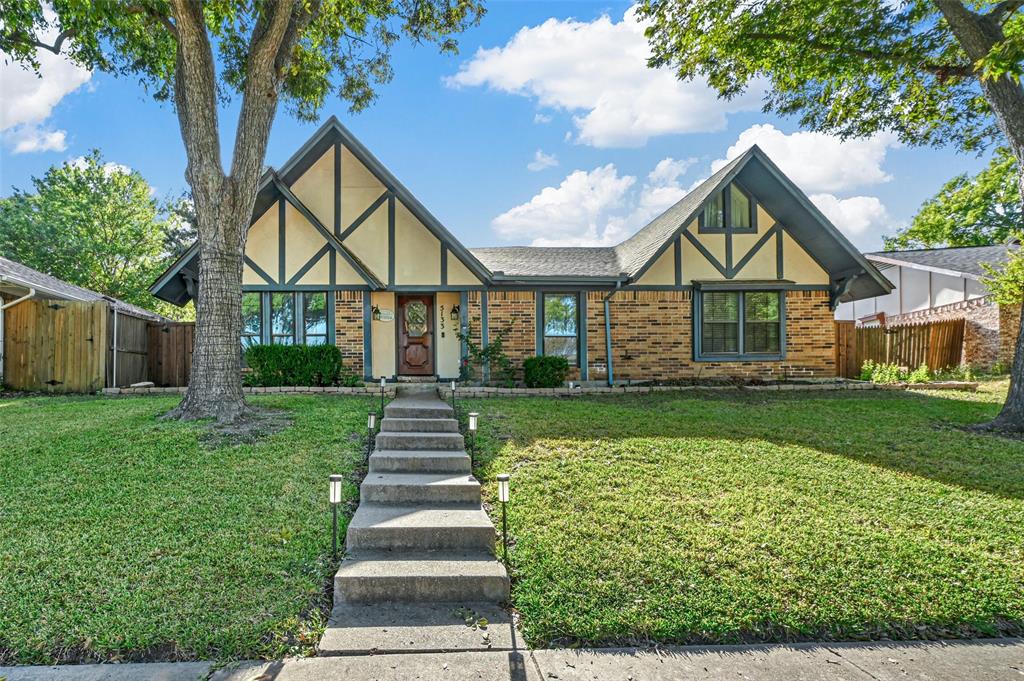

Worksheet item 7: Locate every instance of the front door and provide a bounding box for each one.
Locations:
[397,294,434,376]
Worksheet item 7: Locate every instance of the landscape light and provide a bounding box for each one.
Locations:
[329,474,343,559]
[367,411,377,461]
[467,412,479,469]
[379,377,386,416]
[497,473,510,562]
[451,380,457,412]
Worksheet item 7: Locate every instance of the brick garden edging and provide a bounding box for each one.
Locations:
[103,386,397,396]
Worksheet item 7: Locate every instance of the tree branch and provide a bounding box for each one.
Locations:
[2,28,76,55]
[987,0,1024,25]
[746,31,976,78]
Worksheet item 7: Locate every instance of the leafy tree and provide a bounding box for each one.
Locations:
[0,150,193,320]
[982,239,1024,305]
[0,0,484,423]
[639,0,1024,433]
[886,147,1021,249]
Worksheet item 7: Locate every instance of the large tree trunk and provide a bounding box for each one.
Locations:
[163,0,306,423]
[936,0,1024,432]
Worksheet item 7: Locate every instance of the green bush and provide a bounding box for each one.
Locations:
[523,355,570,388]
[859,360,935,385]
[907,363,931,384]
[244,344,361,387]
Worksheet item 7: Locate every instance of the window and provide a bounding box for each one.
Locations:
[242,293,262,351]
[697,290,783,359]
[744,292,780,354]
[270,293,295,344]
[241,291,331,348]
[701,291,739,354]
[542,293,578,366]
[698,183,756,233]
[303,292,328,345]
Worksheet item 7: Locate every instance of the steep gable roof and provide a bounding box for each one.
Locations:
[470,247,622,279]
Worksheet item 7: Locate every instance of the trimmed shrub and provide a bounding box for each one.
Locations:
[523,355,570,388]
[244,344,361,387]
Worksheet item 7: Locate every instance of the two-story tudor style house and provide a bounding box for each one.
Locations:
[151,118,892,384]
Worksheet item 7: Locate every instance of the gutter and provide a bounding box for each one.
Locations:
[602,282,622,387]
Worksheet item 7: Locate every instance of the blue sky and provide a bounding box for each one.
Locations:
[1,1,990,253]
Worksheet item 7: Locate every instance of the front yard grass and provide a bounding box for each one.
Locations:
[472,381,1024,647]
[0,394,370,665]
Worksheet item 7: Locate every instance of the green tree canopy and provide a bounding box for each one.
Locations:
[886,147,1021,249]
[0,150,194,320]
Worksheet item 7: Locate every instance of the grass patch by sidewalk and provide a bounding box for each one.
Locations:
[471,380,1024,648]
[0,393,371,665]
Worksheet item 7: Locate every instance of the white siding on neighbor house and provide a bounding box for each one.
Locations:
[835,263,989,321]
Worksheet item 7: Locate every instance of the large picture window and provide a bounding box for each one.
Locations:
[240,291,331,349]
[697,290,783,360]
[699,183,756,233]
[542,293,579,366]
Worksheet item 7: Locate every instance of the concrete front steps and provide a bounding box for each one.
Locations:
[333,388,509,608]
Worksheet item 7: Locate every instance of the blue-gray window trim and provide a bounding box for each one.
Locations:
[242,290,335,346]
[537,291,582,368]
[693,288,786,362]
[698,182,757,235]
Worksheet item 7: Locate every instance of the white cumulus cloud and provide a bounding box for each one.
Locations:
[527,149,559,172]
[809,194,892,250]
[447,7,762,148]
[711,124,898,194]
[0,9,91,154]
[492,157,697,247]
[533,112,552,124]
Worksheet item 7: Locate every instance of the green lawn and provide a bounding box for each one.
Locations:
[0,394,370,665]
[470,381,1024,647]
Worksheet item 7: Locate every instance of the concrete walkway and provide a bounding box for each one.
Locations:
[4,639,1023,681]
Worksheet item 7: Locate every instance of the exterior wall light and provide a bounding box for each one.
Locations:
[467,412,479,469]
[450,304,460,321]
[329,474,343,559]
[497,473,510,562]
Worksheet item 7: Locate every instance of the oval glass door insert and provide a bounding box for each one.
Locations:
[405,300,427,337]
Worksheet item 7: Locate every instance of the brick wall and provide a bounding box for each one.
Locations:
[586,289,835,381]
[334,291,364,376]
[1000,303,1021,369]
[484,291,537,382]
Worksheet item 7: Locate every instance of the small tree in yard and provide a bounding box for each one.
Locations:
[1,0,483,423]
[639,0,1024,433]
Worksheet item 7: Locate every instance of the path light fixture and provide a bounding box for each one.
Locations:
[450,380,457,412]
[379,377,386,416]
[497,473,510,562]
[467,411,479,469]
[367,411,377,461]
[329,474,343,560]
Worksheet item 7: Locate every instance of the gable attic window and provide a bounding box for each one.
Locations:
[698,183,756,233]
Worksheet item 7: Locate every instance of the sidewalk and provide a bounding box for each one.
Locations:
[3,639,1023,681]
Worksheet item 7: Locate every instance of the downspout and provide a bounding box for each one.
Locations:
[0,278,37,384]
[602,281,622,387]
[112,307,119,389]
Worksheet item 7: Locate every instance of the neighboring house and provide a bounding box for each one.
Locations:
[835,244,1021,370]
[151,118,891,384]
[1,256,166,390]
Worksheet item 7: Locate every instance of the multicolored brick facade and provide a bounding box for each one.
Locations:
[586,289,834,381]
[334,291,364,377]
[398,288,836,383]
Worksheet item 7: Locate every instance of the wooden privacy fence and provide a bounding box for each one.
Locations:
[4,300,108,392]
[834,318,965,378]
[148,322,194,387]
[3,299,195,392]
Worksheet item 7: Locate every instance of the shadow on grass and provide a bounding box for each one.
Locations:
[470,388,1024,501]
